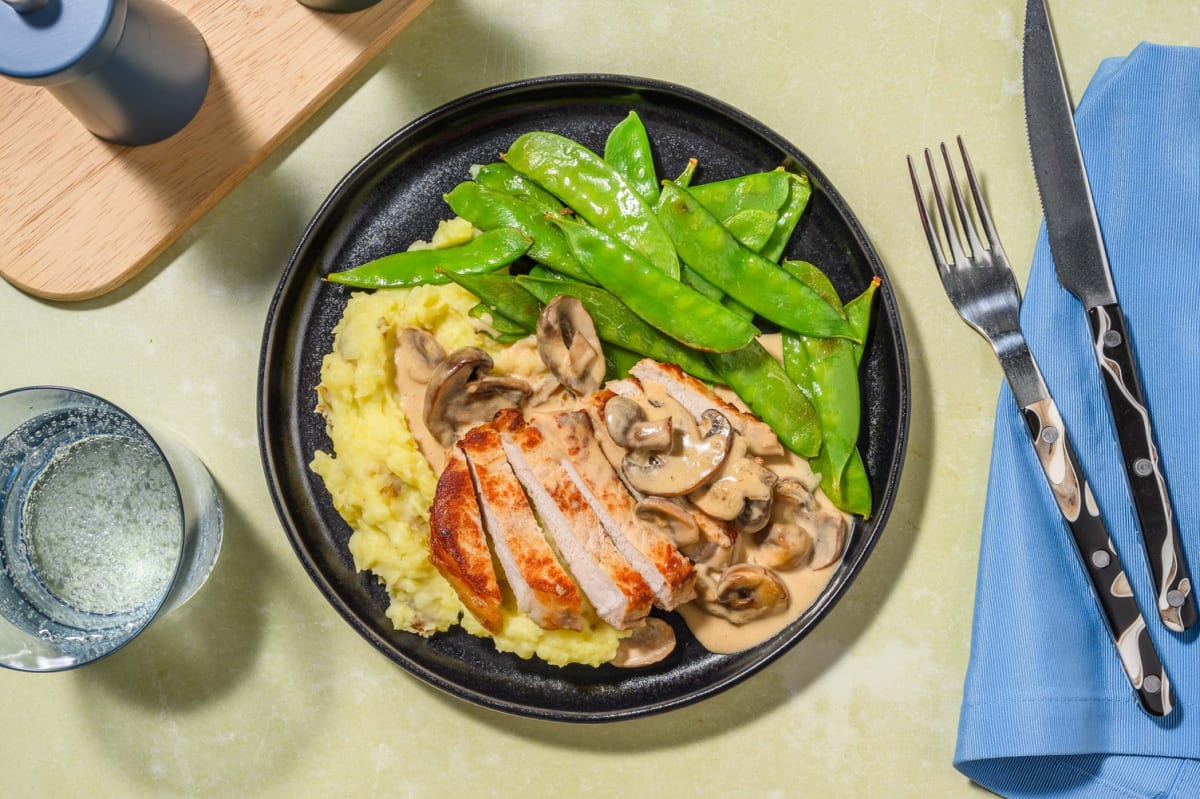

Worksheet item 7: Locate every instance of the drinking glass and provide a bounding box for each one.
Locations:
[0,386,222,671]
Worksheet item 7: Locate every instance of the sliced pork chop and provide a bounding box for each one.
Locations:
[429,444,504,633]
[538,411,696,610]
[459,425,584,631]
[578,387,629,478]
[628,359,784,457]
[494,409,653,630]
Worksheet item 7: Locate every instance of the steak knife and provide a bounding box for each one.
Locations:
[1023,0,1196,632]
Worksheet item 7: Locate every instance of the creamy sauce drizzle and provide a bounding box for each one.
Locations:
[677,562,838,654]
[396,325,848,659]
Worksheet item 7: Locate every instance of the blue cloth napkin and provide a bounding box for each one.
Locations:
[954,43,1200,798]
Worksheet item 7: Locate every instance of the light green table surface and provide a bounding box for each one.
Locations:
[4,1,1199,796]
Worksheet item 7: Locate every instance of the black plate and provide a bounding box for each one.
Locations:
[258,75,910,722]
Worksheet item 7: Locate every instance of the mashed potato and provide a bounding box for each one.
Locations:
[310,271,623,666]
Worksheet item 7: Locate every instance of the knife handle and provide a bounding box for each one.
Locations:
[1021,396,1172,716]
[1088,303,1196,632]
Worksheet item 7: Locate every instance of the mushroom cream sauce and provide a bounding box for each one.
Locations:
[311,219,848,667]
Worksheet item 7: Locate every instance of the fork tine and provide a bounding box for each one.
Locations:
[941,142,984,258]
[957,136,1004,254]
[924,147,967,267]
[906,154,949,275]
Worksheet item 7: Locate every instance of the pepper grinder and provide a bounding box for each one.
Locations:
[298,0,381,12]
[0,0,210,145]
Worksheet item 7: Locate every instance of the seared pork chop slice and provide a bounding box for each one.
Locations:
[459,425,584,631]
[495,409,653,630]
[628,359,783,456]
[429,444,504,633]
[579,387,630,479]
[538,411,696,610]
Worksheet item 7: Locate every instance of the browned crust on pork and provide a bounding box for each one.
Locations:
[429,445,504,633]
[459,424,584,631]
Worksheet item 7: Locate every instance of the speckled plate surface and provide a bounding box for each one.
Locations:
[257,74,909,722]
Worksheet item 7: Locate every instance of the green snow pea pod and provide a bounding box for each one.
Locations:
[472,162,565,215]
[504,131,680,278]
[326,227,530,289]
[707,340,822,458]
[800,337,860,477]
[845,276,880,366]
[527,264,569,282]
[681,263,723,302]
[604,111,659,206]
[469,302,530,342]
[444,181,594,284]
[688,169,790,220]
[675,158,698,188]
[553,216,759,353]
[760,171,813,262]
[604,342,643,381]
[782,328,868,516]
[516,276,722,383]
[657,181,856,341]
[813,446,872,518]
[440,269,543,331]
[653,158,697,215]
[781,259,841,310]
[721,208,778,252]
[681,264,755,321]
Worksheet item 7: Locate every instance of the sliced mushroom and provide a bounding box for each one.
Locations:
[536,296,606,397]
[424,347,531,447]
[809,511,848,570]
[605,396,672,452]
[687,436,777,524]
[735,494,774,534]
[623,408,733,497]
[702,564,790,625]
[754,478,817,570]
[395,328,446,384]
[634,495,701,551]
[609,617,676,668]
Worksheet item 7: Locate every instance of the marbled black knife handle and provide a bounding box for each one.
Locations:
[1022,397,1172,716]
[1088,303,1196,632]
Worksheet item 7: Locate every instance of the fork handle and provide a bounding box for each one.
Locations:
[1021,396,1172,716]
[1087,302,1196,632]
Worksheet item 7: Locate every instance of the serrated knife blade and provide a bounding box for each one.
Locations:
[1023,0,1196,632]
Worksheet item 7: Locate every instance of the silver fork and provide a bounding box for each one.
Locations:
[908,137,1171,717]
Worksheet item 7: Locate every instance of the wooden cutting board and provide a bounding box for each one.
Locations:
[0,0,433,302]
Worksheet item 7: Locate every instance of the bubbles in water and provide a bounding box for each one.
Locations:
[22,434,182,616]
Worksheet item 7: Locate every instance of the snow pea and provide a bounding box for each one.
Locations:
[553,216,759,353]
[845,276,880,366]
[688,169,790,220]
[813,446,872,518]
[604,111,659,206]
[657,181,856,341]
[326,227,530,289]
[440,269,543,331]
[516,275,722,383]
[781,259,841,309]
[760,171,813,262]
[778,263,877,516]
[720,208,778,252]
[504,131,680,278]
[689,170,789,250]
[604,342,643,381]
[469,302,529,343]
[443,181,594,284]
[707,340,822,458]
[472,162,565,215]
